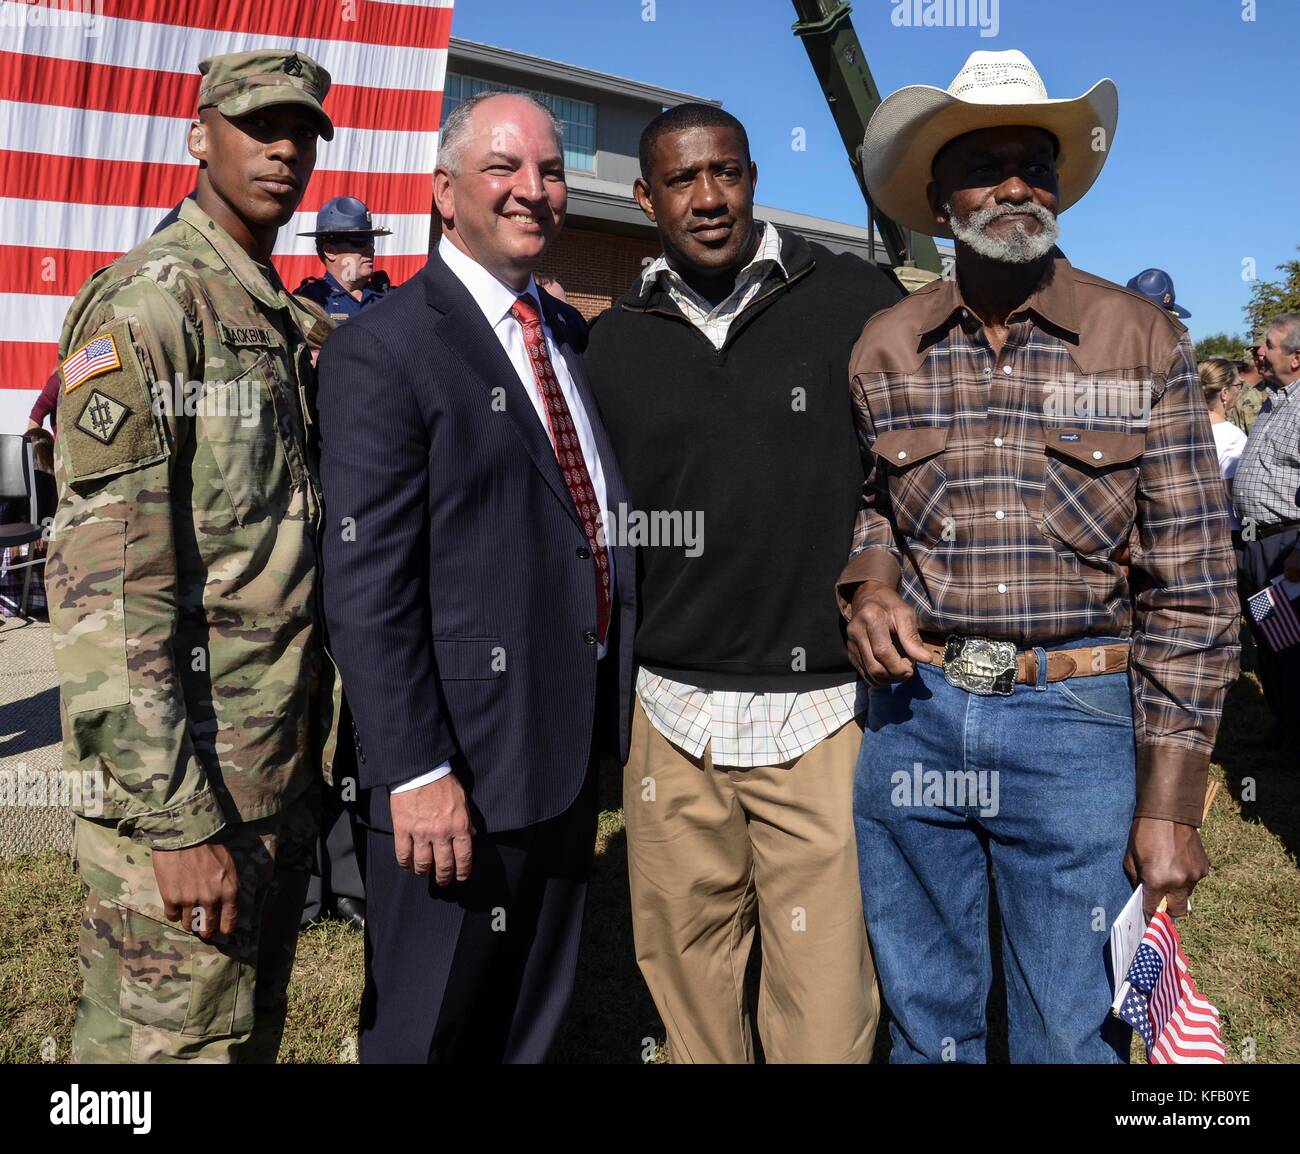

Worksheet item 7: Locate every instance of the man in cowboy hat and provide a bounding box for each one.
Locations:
[296,195,394,320]
[839,50,1239,1063]
[1126,268,1191,321]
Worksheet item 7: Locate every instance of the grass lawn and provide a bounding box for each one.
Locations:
[1,670,1295,1064]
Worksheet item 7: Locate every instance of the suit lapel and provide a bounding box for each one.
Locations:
[424,257,581,529]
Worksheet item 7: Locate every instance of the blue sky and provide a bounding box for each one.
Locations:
[450,0,1297,342]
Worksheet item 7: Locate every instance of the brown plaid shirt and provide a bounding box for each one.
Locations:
[836,251,1239,826]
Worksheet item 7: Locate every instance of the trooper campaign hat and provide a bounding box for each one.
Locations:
[298,196,392,239]
[198,50,334,141]
[1126,268,1191,318]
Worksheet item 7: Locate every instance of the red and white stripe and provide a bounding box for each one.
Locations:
[1144,911,1226,1064]
[0,0,454,429]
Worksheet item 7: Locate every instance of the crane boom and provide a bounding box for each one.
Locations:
[791,0,942,273]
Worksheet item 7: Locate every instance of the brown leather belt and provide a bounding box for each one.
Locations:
[920,633,1129,692]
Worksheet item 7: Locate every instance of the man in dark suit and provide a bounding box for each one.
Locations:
[316,90,635,1063]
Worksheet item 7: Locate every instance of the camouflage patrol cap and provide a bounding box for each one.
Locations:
[198,50,334,140]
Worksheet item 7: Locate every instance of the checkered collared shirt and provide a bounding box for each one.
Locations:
[639,219,786,351]
[638,667,863,767]
[1233,377,1300,529]
[835,251,1240,826]
[635,221,862,767]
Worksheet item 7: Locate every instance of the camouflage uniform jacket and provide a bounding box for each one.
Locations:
[1227,383,1267,436]
[49,197,337,850]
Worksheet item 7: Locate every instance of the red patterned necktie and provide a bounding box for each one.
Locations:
[510,294,611,645]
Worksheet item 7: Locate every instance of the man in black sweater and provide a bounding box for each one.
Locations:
[585,104,904,1063]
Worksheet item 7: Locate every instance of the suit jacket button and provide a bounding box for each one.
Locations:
[576,546,591,559]
[583,630,597,645]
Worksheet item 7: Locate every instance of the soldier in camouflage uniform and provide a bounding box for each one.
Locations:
[1227,337,1268,441]
[48,50,338,1063]
[1228,347,1270,435]
[1228,382,1267,434]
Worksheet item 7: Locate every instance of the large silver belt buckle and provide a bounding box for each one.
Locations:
[942,636,1017,696]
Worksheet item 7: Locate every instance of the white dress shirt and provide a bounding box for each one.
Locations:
[394,236,615,794]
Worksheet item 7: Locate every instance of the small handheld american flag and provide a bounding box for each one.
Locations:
[1115,909,1224,1064]
[1247,579,1300,653]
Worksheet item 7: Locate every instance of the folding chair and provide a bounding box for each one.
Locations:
[0,433,56,619]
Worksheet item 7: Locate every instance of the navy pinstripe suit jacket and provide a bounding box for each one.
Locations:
[317,251,636,835]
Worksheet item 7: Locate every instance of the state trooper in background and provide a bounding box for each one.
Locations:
[293,195,388,932]
[1125,267,1191,323]
[294,195,394,321]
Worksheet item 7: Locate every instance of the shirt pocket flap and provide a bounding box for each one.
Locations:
[1044,429,1146,468]
[433,638,504,680]
[874,426,948,469]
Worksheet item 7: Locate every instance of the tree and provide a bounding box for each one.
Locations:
[1194,332,1248,363]
[1245,247,1300,343]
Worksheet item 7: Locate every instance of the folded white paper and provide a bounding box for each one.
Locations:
[1109,884,1146,1013]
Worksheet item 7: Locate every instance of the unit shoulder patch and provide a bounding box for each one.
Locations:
[74,390,131,444]
[59,317,166,485]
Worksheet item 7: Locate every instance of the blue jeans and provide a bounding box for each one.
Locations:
[855,638,1135,1064]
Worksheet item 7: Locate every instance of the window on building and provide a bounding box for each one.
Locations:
[442,72,596,173]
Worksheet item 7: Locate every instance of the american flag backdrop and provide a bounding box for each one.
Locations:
[1116,909,1225,1064]
[0,0,456,430]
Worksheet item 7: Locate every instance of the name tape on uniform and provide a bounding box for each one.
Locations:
[218,323,278,348]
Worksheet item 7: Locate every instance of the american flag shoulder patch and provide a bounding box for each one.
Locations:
[61,333,122,394]
[60,317,164,484]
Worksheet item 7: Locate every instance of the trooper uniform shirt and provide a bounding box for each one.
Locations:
[49,196,337,851]
[295,269,389,322]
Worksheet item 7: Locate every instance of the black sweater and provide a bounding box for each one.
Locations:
[585,230,904,690]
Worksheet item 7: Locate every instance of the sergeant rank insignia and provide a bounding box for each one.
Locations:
[75,389,131,445]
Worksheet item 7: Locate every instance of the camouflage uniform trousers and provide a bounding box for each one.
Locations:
[71,782,321,1063]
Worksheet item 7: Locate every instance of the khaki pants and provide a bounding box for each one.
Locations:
[625,699,877,1063]
[71,785,319,1063]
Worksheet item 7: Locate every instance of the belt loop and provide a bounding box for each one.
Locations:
[1033,647,1048,691]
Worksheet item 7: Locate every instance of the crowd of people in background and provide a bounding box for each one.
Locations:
[1107,280,1300,743]
[1185,317,1300,734]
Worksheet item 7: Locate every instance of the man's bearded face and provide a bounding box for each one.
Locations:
[946,198,1060,264]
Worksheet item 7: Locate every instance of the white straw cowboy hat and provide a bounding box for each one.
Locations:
[863,49,1118,239]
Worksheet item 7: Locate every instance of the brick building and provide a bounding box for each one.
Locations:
[441,38,929,320]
